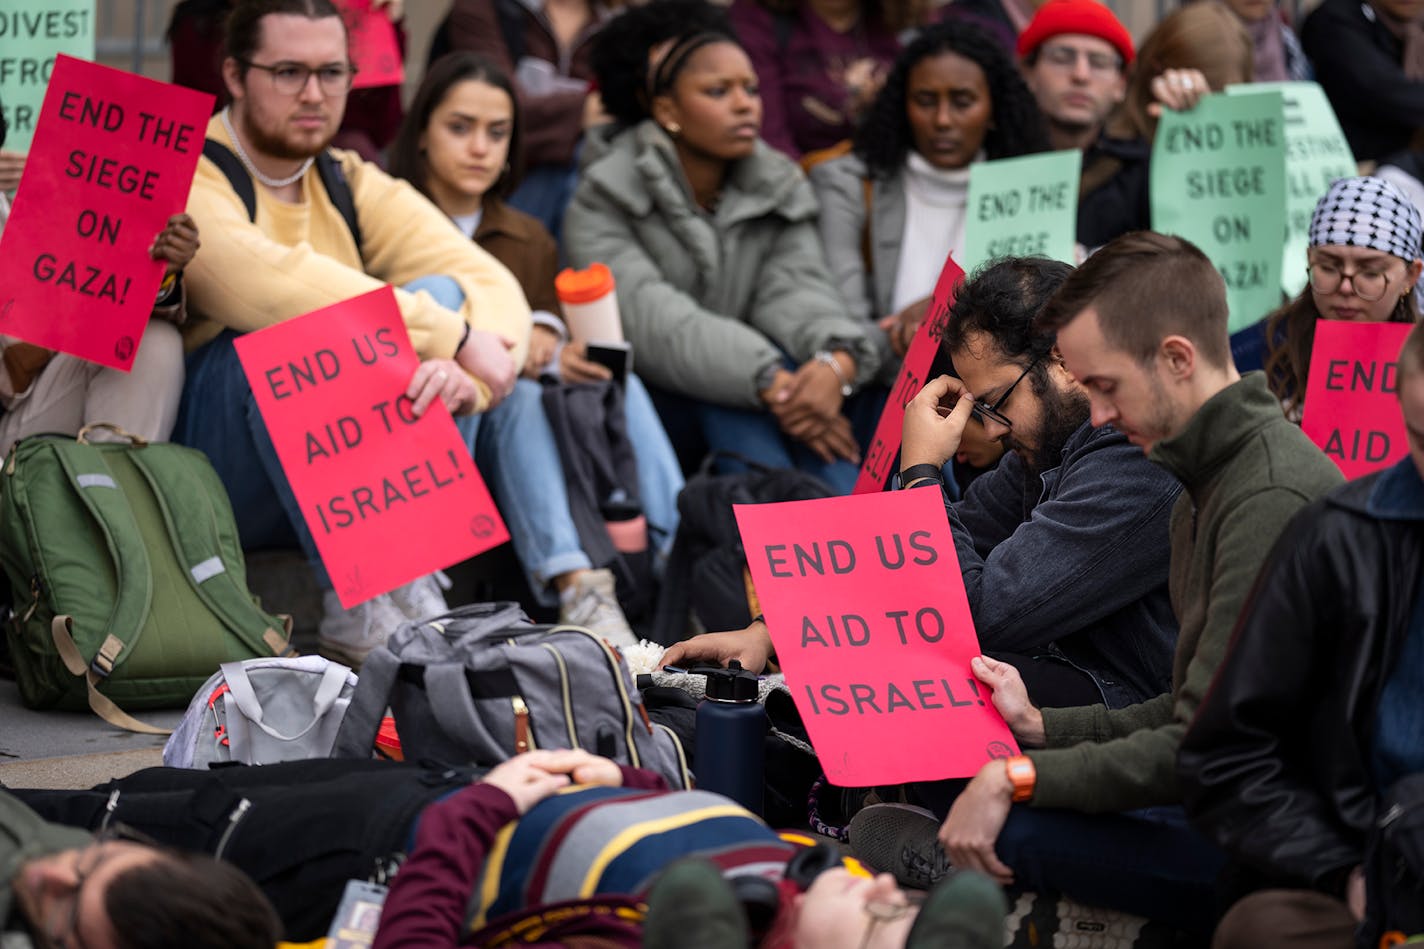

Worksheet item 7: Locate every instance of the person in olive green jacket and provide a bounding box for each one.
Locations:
[1,789,278,949]
[850,233,1344,933]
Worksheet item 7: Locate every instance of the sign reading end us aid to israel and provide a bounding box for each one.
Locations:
[1152,90,1287,333]
[1301,321,1414,480]
[0,0,94,154]
[235,287,509,607]
[735,489,1018,785]
[0,55,213,370]
[962,149,1081,274]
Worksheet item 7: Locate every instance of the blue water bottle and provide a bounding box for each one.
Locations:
[692,661,766,815]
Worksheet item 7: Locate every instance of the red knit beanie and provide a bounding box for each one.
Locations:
[1017,0,1135,66]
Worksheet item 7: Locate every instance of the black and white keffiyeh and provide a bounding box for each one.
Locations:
[1309,176,1424,262]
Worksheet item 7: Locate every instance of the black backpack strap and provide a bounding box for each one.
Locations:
[202,139,257,222]
[315,151,363,263]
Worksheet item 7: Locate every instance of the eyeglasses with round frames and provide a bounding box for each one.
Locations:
[241,60,356,96]
[1038,44,1123,75]
[1307,260,1395,302]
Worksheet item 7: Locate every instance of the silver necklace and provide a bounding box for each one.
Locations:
[219,107,315,188]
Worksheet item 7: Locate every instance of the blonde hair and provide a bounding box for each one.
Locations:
[1107,1,1254,141]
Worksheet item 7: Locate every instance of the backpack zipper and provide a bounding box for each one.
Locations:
[551,625,643,768]
[653,722,693,789]
[215,798,252,858]
[512,696,535,753]
[538,642,580,749]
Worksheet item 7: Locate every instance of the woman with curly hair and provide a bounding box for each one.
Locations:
[564,11,885,493]
[727,0,924,160]
[1265,176,1423,420]
[810,21,1048,369]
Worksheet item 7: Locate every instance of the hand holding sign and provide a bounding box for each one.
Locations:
[235,287,509,607]
[735,488,1017,785]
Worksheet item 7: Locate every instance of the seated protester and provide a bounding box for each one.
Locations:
[1264,176,1423,421]
[1376,149,1424,313]
[846,233,1342,932]
[1220,0,1309,82]
[810,21,1049,380]
[1178,320,1424,948]
[441,0,615,239]
[564,18,885,495]
[667,256,1183,713]
[177,0,535,661]
[388,52,685,613]
[1,788,280,949]
[1302,0,1424,164]
[371,749,1008,949]
[725,0,914,163]
[0,215,197,456]
[1015,0,1147,250]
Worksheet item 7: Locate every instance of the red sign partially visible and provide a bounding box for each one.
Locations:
[735,489,1018,786]
[852,254,965,494]
[235,287,509,607]
[1301,320,1414,480]
[0,55,213,370]
[338,0,404,89]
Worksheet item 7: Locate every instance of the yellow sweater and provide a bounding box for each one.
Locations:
[184,115,530,408]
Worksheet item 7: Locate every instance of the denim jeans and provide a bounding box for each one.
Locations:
[696,380,888,495]
[174,328,332,588]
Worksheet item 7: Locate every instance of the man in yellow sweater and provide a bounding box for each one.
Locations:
[175,0,532,659]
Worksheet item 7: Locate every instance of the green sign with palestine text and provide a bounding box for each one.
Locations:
[1228,81,1357,299]
[1151,89,1286,333]
[0,0,94,154]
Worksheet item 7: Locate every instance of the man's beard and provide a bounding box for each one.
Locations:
[239,109,330,162]
[1006,383,1091,480]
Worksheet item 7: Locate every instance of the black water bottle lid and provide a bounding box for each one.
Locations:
[695,660,760,702]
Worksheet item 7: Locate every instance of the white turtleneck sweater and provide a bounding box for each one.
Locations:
[889,150,974,313]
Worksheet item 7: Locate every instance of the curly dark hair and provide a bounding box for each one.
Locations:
[590,0,734,128]
[853,20,1048,179]
[940,257,1072,393]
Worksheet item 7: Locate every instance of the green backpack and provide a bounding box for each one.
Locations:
[0,427,291,731]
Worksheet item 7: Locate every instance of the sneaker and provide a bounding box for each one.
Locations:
[906,870,1008,949]
[848,803,953,889]
[317,590,406,671]
[388,571,452,621]
[643,857,750,949]
[558,568,636,648]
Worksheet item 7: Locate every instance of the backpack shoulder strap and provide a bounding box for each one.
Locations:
[494,0,527,65]
[315,151,363,262]
[202,139,257,222]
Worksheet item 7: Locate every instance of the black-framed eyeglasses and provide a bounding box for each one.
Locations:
[971,359,1039,430]
[858,893,925,949]
[1307,260,1394,302]
[241,60,357,96]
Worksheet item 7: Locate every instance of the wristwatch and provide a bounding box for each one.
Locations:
[813,350,853,398]
[1005,755,1036,803]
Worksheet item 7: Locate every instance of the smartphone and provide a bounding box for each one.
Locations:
[586,341,633,381]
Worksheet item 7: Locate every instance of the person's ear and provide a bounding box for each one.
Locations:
[1403,258,1422,293]
[1160,335,1196,379]
[221,57,245,104]
[651,95,680,136]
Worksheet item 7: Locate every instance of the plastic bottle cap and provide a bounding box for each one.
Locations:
[698,660,761,703]
[555,263,616,304]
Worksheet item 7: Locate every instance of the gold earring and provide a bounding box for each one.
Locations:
[666,122,682,136]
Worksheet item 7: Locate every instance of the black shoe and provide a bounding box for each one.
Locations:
[643,857,750,949]
[906,870,1007,949]
[848,803,953,889]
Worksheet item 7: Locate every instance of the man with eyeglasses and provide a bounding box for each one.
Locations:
[667,256,1182,716]
[176,0,534,660]
[1015,0,1149,249]
[1,788,279,949]
[853,233,1341,932]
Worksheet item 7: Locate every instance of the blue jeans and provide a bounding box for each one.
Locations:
[174,329,332,588]
[697,379,888,495]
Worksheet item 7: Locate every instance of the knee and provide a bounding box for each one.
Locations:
[136,321,185,380]
[1211,890,1352,949]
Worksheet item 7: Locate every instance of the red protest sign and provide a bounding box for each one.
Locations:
[852,254,965,494]
[235,287,509,607]
[0,55,212,370]
[338,0,404,89]
[735,489,1017,785]
[1301,320,1414,480]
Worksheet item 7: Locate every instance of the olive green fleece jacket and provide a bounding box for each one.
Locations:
[2,789,90,944]
[1024,373,1343,812]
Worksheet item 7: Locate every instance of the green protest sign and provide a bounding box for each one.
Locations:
[1228,81,1357,299]
[1151,90,1286,333]
[0,0,94,154]
[963,150,1081,273]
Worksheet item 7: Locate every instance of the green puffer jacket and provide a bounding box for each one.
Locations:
[563,121,881,409]
[2,789,90,945]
